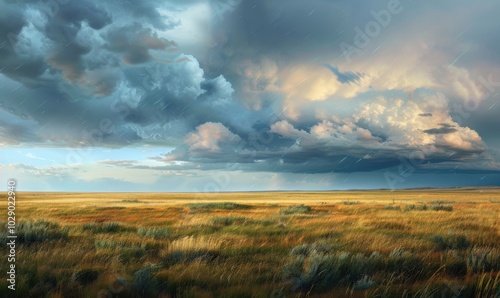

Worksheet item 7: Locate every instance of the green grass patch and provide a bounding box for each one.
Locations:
[342,201,361,205]
[430,204,453,211]
[95,206,126,210]
[122,199,142,203]
[0,220,68,245]
[403,204,428,211]
[467,247,500,273]
[282,242,387,292]
[432,235,469,250]
[83,222,131,234]
[137,227,169,239]
[210,216,249,226]
[187,202,251,211]
[279,204,312,215]
[384,205,401,211]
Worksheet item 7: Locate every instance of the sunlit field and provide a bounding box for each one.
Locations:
[1,189,499,297]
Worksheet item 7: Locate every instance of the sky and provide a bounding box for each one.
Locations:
[1,0,499,192]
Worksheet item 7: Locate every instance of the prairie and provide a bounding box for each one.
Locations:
[0,189,499,297]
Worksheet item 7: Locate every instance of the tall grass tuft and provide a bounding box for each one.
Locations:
[6,220,69,245]
[83,222,129,233]
[279,204,312,215]
[430,204,453,211]
[404,204,427,211]
[283,242,384,292]
[432,235,469,251]
[162,236,222,266]
[137,227,169,239]
[467,247,500,273]
[132,264,160,296]
[467,273,500,298]
[386,248,424,281]
[210,216,248,226]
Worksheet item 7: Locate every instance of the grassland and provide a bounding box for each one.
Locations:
[0,189,499,297]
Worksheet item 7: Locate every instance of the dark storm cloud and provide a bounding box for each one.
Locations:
[423,124,458,135]
[0,0,114,87]
[40,0,112,81]
[143,154,402,174]
[46,0,112,30]
[199,0,481,122]
[0,0,215,148]
[198,75,234,105]
[0,2,46,84]
[208,0,350,53]
[322,64,363,84]
[0,110,41,144]
[105,23,177,64]
[0,77,142,147]
[458,3,500,68]
[150,143,496,175]
[151,115,493,175]
[0,3,25,43]
[200,0,353,101]
[116,0,176,30]
[454,94,500,155]
[46,42,91,82]
[0,0,499,184]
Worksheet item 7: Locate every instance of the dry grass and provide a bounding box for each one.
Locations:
[166,236,223,252]
[0,189,498,297]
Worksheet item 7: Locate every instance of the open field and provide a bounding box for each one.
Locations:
[1,189,499,297]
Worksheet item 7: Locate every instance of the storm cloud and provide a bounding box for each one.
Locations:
[1,0,499,191]
[322,64,364,85]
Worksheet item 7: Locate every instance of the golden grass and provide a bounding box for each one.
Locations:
[166,236,224,253]
[0,189,498,297]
